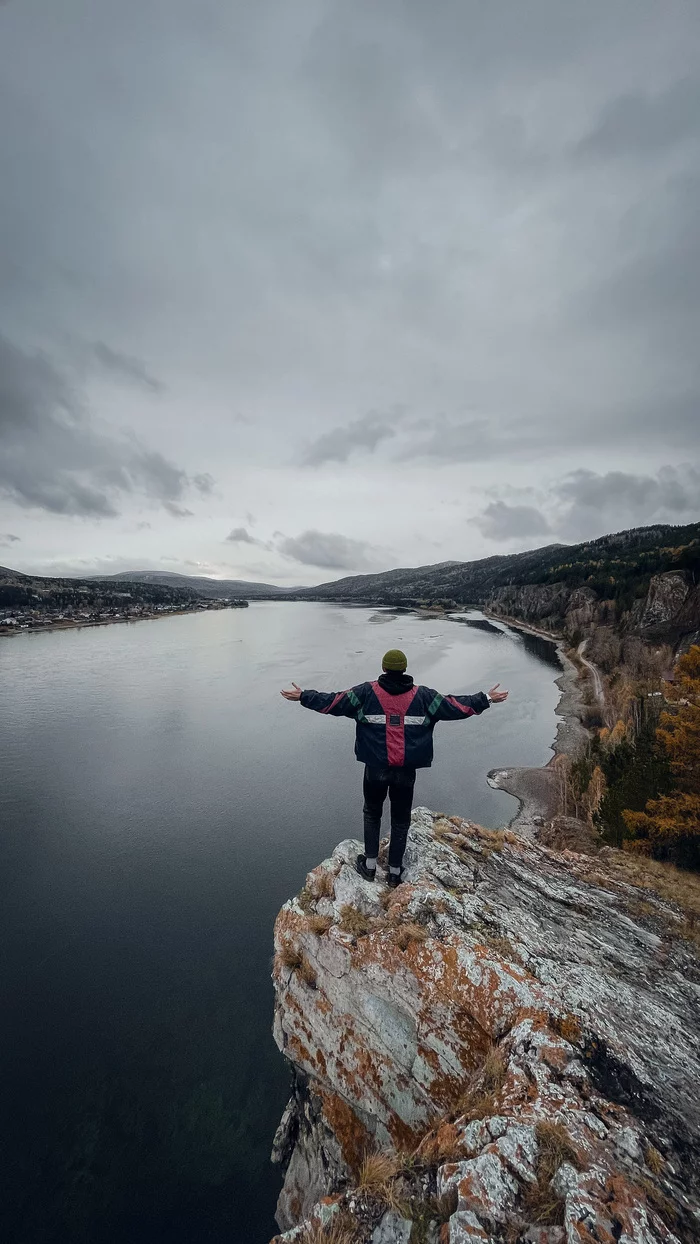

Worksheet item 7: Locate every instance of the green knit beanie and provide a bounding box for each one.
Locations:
[382,649,408,672]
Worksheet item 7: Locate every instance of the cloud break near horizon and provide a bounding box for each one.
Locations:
[1,1,699,584]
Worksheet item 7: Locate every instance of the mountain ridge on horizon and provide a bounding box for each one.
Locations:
[3,520,699,603]
[91,569,286,597]
[299,521,699,600]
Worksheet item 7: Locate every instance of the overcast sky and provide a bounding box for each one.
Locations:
[1,1,699,584]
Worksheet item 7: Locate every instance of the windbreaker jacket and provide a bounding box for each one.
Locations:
[299,677,490,769]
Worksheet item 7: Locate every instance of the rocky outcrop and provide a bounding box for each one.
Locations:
[633,573,700,643]
[485,585,600,636]
[486,572,700,649]
[270,810,700,1243]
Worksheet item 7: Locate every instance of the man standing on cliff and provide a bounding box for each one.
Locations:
[281,649,508,887]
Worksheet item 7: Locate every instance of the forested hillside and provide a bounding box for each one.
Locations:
[302,522,700,611]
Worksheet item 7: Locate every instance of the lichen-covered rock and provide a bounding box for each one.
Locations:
[270,809,700,1243]
[370,1210,413,1242]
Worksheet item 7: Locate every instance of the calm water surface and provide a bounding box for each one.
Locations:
[0,603,561,1244]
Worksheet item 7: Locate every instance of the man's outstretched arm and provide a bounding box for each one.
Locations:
[280,682,360,716]
[427,683,508,721]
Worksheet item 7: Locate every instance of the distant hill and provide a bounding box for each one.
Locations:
[94,570,285,599]
[0,564,246,614]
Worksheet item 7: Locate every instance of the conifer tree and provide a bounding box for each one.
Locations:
[624,646,700,867]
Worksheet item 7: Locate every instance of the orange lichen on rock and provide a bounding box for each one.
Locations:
[551,1011,583,1044]
[538,1041,570,1072]
[319,1089,371,1175]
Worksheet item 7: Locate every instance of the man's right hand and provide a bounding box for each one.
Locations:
[281,682,303,701]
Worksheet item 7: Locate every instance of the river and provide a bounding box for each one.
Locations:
[0,602,561,1243]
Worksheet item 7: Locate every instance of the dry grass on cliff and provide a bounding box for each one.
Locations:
[453,1043,508,1122]
[522,1121,582,1226]
[357,1150,401,1188]
[297,887,316,914]
[406,1045,511,1168]
[644,1144,665,1175]
[432,816,517,863]
[278,937,303,972]
[605,852,700,934]
[414,1046,508,1163]
[393,921,429,951]
[277,938,317,988]
[307,914,334,935]
[300,871,336,908]
[313,871,336,899]
[298,1215,359,1244]
[338,904,371,936]
[432,816,460,841]
[586,850,700,953]
[634,1176,679,1230]
[481,1045,508,1091]
[354,1150,412,1217]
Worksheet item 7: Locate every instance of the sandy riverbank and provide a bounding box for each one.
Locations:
[481,615,592,837]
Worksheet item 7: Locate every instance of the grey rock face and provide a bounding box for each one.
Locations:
[272,1073,351,1231]
[270,810,700,1243]
[370,1210,413,1242]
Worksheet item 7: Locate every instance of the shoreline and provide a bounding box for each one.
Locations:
[479,612,592,837]
[0,603,246,639]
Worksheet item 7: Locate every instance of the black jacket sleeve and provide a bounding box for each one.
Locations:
[424,687,490,722]
[299,685,365,718]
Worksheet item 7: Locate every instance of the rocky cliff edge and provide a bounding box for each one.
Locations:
[270,809,700,1244]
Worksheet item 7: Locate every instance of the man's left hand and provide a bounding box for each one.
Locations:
[488,684,509,703]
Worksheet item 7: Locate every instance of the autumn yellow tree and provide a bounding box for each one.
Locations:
[624,645,700,867]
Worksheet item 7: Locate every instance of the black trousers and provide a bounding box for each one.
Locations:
[363,765,417,870]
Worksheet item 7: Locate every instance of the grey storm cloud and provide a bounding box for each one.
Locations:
[193,473,215,495]
[225,526,273,551]
[302,412,397,466]
[162,501,194,519]
[473,502,551,542]
[92,341,163,392]
[477,466,700,545]
[576,77,700,160]
[226,527,257,544]
[553,466,700,538]
[278,529,373,570]
[0,335,206,517]
[402,418,537,464]
[0,532,21,546]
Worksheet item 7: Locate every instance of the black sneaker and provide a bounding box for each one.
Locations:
[356,854,376,881]
[386,869,404,889]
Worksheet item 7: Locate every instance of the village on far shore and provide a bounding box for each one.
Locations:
[0,566,249,637]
